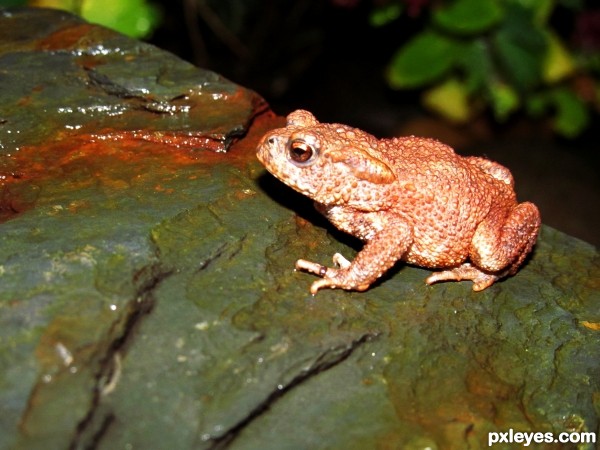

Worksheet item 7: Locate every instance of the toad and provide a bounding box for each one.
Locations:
[257,110,541,294]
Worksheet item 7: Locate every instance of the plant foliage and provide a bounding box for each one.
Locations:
[28,0,160,38]
[377,0,598,137]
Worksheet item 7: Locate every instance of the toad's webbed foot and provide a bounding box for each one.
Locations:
[425,263,499,291]
[296,253,369,295]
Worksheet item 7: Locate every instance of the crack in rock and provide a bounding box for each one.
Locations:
[84,67,153,102]
[206,332,379,450]
[68,263,173,450]
[195,235,247,273]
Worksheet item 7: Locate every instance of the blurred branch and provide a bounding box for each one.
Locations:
[183,0,209,66]
[195,0,250,61]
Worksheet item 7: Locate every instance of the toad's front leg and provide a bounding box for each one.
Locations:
[296,220,412,295]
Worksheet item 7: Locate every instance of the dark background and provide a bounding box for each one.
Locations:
[148,0,600,247]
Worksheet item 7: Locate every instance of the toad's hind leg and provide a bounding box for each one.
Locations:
[471,202,540,275]
[427,202,541,291]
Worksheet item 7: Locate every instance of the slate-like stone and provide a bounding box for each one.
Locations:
[1,7,599,450]
[0,7,263,154]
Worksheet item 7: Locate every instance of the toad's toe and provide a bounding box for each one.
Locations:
[426,263,498,291]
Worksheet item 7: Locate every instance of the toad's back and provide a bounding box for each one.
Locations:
[374,136,515,267]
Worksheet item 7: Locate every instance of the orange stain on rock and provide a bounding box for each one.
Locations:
[581,321,600,331]
[36,23,103,51]
[0,109,280,222]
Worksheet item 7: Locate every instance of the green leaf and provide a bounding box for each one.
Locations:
[460,39,494,92]
[493,36,541,91]
[387,30,463,89]
[422,78,471,123]
[489,81,520,121]
[525,92,549,117]
[514,0,554,23]
[369,3,403,27]
[433,0,503,35]
[550,88,590,137]
[542,31,576,84]
[81,0,161,38]
[557,0,584,10]
[492,4,546,91]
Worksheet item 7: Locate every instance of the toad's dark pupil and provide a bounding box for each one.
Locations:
[290,142,312,162]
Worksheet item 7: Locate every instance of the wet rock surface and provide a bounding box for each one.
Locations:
[1,7,598,450]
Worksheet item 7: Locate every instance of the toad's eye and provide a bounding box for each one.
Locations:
[288,139,318,166]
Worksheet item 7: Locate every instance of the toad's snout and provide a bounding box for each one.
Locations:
[256,131,282,167]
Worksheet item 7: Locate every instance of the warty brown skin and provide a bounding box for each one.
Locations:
[256,110,541,294]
